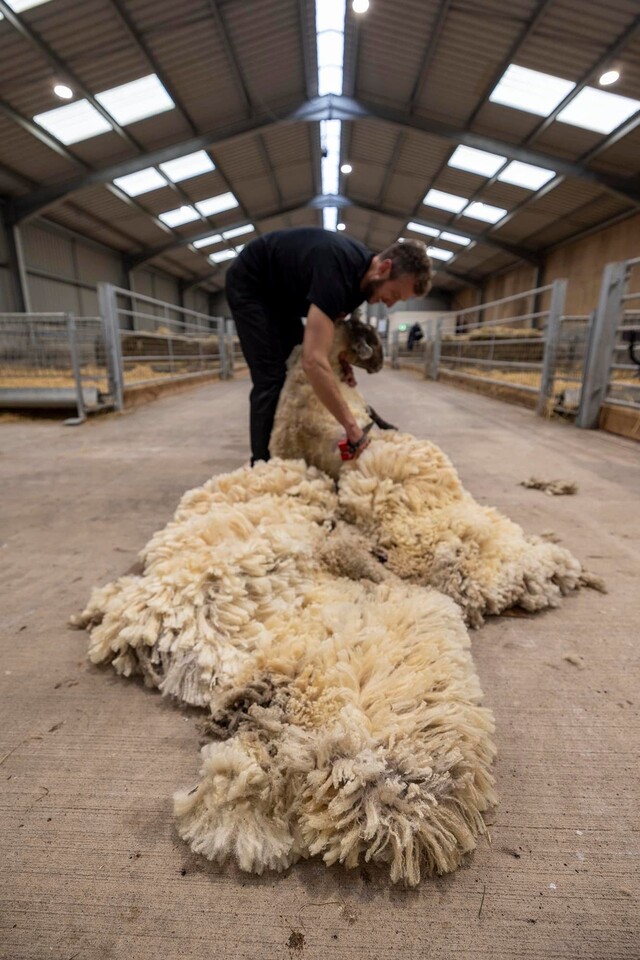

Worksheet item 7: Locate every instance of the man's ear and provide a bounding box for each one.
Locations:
[377,258,393,280]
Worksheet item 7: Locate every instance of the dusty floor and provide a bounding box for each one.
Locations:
[1,370,639,960]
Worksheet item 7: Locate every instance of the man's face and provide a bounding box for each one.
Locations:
[364,260,416,307]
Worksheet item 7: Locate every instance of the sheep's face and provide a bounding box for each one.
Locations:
[335,315,384,374]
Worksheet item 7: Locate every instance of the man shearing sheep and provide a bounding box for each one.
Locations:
[225,227,432,465]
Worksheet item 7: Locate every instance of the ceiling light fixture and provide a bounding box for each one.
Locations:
[53,84,73,100]
[599,70,620,86]
[352,0,370,12]
[340,163,353,173]
[337,222,346,230]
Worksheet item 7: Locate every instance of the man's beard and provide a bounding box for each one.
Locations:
[361,277,384,302]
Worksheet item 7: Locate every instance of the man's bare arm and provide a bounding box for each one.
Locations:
[302,305,364,445]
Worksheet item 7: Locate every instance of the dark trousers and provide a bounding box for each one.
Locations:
[226,261,303,464]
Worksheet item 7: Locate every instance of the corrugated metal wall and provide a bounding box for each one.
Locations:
[0,220,194,318]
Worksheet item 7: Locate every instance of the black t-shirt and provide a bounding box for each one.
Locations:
[230,227,373,322]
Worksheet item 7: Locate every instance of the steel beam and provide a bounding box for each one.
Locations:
[10,103,304,222]
[128,193,538,268]
[9,94,640,228]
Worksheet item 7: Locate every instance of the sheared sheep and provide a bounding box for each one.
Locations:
[270,321,604,626]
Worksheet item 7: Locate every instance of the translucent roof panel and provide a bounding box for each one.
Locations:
[158,205,200,227]
[95,75,175,126]
[33,100,113,145]
[427,247,455,261]
[0,0,52,16]
[406,221,439,237]
[159,151,215,183]
[209,249,237,264]
[423,189,468,213]
[323,206,338,231]
[556,87,640,135]
[113,168,167,197]
[498,161,556,190]
[440,231,472,246]
[448,145,506,177]
[192,234,223,249]
[222,224,255,240]
[463,201,507,223]
[489,64,575,117]
[195,192,239,216]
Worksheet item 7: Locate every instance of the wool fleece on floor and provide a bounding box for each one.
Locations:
[74,458,497,885]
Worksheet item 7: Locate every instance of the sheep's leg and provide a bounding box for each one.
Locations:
[366,405,397,431]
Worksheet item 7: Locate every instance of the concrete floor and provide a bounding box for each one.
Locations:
[1,370,639,960]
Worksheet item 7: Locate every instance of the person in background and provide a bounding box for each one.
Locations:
[407,321,424,351]
[225,227,432,464]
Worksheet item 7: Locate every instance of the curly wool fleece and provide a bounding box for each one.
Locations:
[75,458,497,885]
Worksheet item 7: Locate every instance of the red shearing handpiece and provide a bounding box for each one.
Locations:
[338,421,374,461]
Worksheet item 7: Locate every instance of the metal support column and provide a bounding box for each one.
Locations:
[537,278,567,415]
[1,208,31,312]
[98,282,125,411]
[576,261,627,429]
[430,317,443,380]
[65,314,87,425]
[218,319,229,379]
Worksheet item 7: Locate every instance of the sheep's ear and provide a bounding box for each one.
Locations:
[355,340,374,360]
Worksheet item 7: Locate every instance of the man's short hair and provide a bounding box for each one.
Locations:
[378,239,433,297]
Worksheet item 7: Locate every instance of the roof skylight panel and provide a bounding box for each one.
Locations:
[406,221,439,237]
[223,224,254,240]
[440,231,472,246]
[556,87,640,135]
[427,247,455,261]
[0,0,53,16]
[95,75,174,126]
[192,234,223,249]
[316,0,345,96]
[158,205,199,227]
[462,201,507,224]
[448,146,507,177]
[323,207,338,231]
[195,192,239,216]
[497,160,556,190]
[320,119,342,195]
[113,168,167,197]
[489,65,575,117]
[423,189,469,213]
[159,151,215,183]
[33,100,113,145]
[209,249,237,264]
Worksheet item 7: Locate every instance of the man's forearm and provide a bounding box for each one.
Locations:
[303,358,359,433]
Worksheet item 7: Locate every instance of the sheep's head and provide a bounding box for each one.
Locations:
[334,311,384,374]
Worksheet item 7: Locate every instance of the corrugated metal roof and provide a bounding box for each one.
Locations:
[0,0,637,296]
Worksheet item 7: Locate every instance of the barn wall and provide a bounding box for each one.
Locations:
[454,214,640,322]
[543,213,640,315]
[0,219,213,319]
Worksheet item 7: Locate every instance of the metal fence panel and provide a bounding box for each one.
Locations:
[577,258,640,428]
[97,283,230,397]
[0,313,110,421]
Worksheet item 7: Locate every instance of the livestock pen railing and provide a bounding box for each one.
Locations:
[98,282,230,409]
[427,280,568,416]
[577,257,640,428]
[0,313,111,423]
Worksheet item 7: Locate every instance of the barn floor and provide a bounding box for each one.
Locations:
[1,369,639,960]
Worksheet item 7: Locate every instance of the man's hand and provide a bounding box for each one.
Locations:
[340,423,371,460]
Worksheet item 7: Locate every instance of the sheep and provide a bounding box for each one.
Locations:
[73,456,497,885]
[270,311,386,478]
